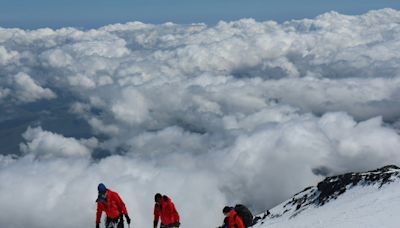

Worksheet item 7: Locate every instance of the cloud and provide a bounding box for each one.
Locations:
[0,8,400,228]
[214,112,400,210]
[111,88,150,125]
[40,48,74,68]
[0,46,19,65]
[0,71,57,103]
[20,126,98,159]
[2,111,400,228]
[12,72,57,103]
[0,87,10,100]
[0,154,225,228]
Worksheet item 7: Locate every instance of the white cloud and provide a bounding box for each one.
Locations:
[70,39,129,58]
[2,111,400,228]
[67,74,97,89]
[12,72,57,103]
[0,87,10,100]
[215,112,400,210]
[111,88,150,125]
[40,48,73,68]
[0,154,225,228]
[0,46,19,65]
[88,117,120,136]
[20,126,98,159]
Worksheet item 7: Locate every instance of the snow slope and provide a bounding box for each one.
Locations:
[253,165,400,228]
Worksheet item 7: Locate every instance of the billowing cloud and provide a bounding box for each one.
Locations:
[0,72,56,103]
[20,126,98,159]
[0,154,225,228]
[0,8,400,228]
[0,87,10,99]
[12,72,57,102]
[0,46,19,65]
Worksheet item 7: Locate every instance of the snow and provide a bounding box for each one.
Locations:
[255,174,400,227]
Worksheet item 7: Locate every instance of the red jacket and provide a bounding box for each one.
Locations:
[96,189,128,224]
[228,210,245,228]
[154,196,180,226]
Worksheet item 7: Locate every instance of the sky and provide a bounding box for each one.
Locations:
[1,0,400,28]
[1,3,400,228]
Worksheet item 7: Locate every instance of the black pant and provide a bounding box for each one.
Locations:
[106,216,124,228]
[161,223,180,228]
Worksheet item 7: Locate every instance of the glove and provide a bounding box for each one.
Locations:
[125,214,131,224]
[154,220,158,228]
[96,224,100,228]
[173,221,180,227]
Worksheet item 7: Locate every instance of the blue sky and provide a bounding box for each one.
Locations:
[1,0,400,29]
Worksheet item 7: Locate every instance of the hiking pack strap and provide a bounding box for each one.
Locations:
[234,214,238,228]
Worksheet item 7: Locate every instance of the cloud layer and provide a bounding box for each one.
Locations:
[0,8,400,228]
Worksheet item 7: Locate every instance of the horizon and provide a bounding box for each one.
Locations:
[1,0,400,29]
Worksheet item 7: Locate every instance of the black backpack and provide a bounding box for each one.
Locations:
[234,204,254,227]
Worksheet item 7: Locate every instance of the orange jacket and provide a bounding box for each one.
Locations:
[154,196,180,225]
[96,189,128,224]
[228,210,245,228]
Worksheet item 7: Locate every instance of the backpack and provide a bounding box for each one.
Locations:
[234,204,254,227]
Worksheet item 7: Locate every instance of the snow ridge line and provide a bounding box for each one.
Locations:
[254,165,400,224]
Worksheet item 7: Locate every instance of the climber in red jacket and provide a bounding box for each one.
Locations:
[153,193,180,228]
[223,206,245,228]
[96,183,131,228]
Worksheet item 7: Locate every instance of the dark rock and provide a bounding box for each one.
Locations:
[254,165,400,226]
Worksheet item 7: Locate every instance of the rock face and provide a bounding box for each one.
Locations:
[253,165,400,226]
[317,165,400,206]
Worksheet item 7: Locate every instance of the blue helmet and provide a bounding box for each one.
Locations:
[98,183,107,194]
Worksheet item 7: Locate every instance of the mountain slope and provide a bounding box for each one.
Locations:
[253,165,400,228]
